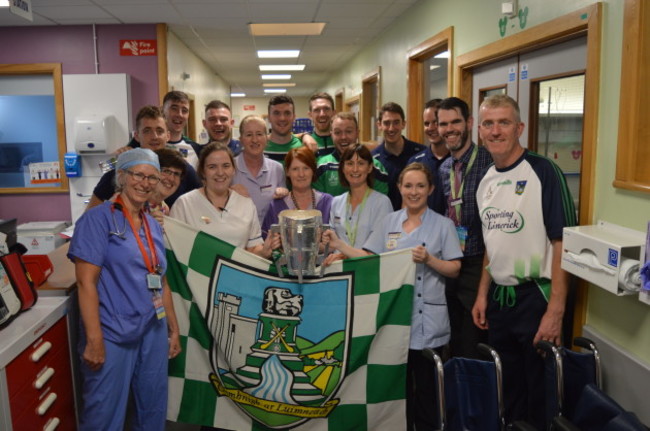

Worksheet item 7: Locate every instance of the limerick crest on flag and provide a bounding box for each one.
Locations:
[206,258,352,429]
[164,217,415,431]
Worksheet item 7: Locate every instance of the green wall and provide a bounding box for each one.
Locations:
[323,0,650,362]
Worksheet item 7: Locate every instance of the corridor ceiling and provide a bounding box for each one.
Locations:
[0,0,420,97]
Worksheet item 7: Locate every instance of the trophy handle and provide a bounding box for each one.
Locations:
[269,224,285,277]
[318,224,331,277]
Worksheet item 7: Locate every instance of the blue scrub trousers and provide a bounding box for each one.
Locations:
[79,318,169,431]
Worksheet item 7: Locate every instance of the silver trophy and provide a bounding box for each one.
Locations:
[270,209,330,283]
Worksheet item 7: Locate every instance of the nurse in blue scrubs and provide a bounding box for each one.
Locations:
[323,162,463,431]
[328,144,393,248]
[69,148,181,431]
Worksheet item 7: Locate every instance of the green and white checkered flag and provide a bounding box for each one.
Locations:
[164,216,415,430]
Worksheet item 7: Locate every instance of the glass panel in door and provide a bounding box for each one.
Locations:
[532,74,585,212]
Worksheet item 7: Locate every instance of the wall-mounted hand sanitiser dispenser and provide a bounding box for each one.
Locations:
[74,115,114,154]
[562,221,645,296]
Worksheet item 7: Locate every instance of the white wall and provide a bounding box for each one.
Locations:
[166,30,230,142]
[229,97,310,139]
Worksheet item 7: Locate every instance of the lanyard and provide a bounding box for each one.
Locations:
[344,188,371,247]
[115,195,159,274]
[449,144,478,222]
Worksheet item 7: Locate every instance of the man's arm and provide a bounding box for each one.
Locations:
[85,194,105,211]
[533,239,567,346]
[472,253,491,330]
[300,133,318,153]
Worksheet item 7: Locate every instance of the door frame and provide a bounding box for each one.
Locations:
[361,67,381,146]
[454,3,602,338]
[406,26,453,144]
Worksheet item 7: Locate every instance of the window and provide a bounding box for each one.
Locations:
[0,64,68,193]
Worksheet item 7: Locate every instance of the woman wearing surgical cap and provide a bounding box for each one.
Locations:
[68,148,181,431]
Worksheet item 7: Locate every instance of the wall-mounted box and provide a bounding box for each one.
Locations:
[63,74,131,157]
[562,221,645,296]
[74,115,114,154]
[64,153,81,177]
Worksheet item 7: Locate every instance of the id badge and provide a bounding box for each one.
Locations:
[152,291,166,320]
[147,273,162,290]
[456,225,468,251]
[386,232,401,250]
[451,198,463,207]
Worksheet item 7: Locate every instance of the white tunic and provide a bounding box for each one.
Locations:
[169,189,263,249]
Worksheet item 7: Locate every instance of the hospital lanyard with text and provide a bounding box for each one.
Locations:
[114,195,162,289]
[344,188,371,247]
[449,145,478,223]
[115,195,166,319]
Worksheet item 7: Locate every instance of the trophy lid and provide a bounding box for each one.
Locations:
[279,209,322,221]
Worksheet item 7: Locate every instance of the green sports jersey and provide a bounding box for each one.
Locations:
[311,133,333,149]
[313,151,389,196]
[264,136,303,165]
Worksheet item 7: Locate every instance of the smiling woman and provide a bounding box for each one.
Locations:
[67,147,181,430]
[261,146,333,237]
[322,162,463,430]
[232,114,287,224]
[169,142,280,258]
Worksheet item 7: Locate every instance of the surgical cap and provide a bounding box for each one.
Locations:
[116,148,160,172]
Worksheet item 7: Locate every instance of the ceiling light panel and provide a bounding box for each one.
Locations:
[230,93,246,97]
[257,50,300,58]
[264,89,287,94]
[250,23,326,36]
[263,83,296,87]
[261,74,291,80]
[259,65,305,71]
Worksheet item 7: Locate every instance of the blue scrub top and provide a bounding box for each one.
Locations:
[329,189,392,248]
[363,208,462,349]
[68,202,167,344]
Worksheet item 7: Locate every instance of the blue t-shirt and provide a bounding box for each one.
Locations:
[372,137,427,210]
[68,202,167,344]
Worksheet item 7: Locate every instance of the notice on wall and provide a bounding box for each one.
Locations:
[120,40,157,56]
[29,161,61,184]
[243,105,256,111]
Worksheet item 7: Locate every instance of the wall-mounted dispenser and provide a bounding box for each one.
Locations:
[74,115,114,154]
[64,152,82,177]
[562,221,645,296]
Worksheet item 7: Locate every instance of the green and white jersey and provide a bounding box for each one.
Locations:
[264,136,303,165]
[311,133,335,157]
[477,150,576,286]
[313,151,389,197]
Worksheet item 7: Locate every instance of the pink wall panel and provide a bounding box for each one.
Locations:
[0,24,160,224]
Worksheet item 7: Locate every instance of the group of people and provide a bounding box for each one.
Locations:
[68,88,575,431]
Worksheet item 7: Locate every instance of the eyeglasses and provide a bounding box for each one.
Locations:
[126,170,161,185]
[161,168,182,178]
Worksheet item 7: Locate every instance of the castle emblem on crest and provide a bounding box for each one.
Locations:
[207,260,351,429]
